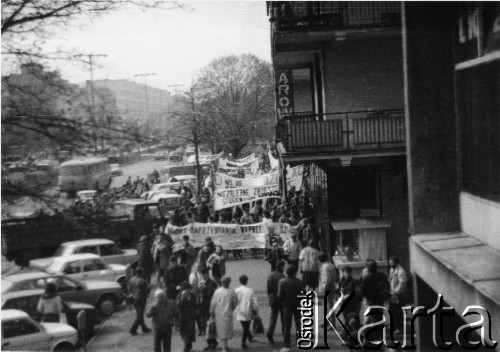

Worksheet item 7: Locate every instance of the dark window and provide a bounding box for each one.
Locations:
[2,318,40,338]
[100,244,119,256]
[76,246,98,255]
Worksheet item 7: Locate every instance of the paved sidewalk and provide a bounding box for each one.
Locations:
[85,258,353,352]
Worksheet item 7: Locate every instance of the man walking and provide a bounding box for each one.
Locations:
[266,260,285,344]
[137,235,153,284]
[146,289,179,352]
[277,265,305,352]
[128,267,152,335]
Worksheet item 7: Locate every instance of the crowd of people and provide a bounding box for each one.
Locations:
[124,211,409,352]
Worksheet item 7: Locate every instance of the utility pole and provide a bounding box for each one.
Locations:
[134,73,156,133]
[75,53,107,154]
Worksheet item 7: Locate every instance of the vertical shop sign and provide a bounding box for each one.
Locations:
[276,70,294,118]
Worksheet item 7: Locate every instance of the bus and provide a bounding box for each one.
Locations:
[58,158,111,192]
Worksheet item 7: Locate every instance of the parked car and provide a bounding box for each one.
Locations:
[2,271,123,316]
[44,254,127,290]
[74,190,97,204]
[29,238,138,272]
[167,175,196,184]
[154,151,168,161]
[141,189,178,201]
[1,309,78,351]
[149,182,181,193]
[2,290,100,338]
[168,151,183,163]
[110,163,123,177]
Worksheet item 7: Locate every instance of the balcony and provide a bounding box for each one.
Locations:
[276,109,405,155]
[269,1,401,32]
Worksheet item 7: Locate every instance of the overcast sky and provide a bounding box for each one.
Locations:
[6,1,271,91]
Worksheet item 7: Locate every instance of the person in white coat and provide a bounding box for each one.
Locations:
[235,275,259,349]
[210,275,238,352]
[388,256,408,333]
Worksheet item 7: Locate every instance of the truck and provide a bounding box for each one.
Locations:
[1,199,166,267]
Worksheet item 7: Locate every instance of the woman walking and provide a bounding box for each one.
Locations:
[37,282,64,322]
[207,245,226,286]
[209,276,238,352]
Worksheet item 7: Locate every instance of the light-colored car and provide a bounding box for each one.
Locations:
[1,309,78,351]
[29,238,138,272]
[75,190,97,203]
[141,189,178,201]
[149,182,181,193]
[1,271,124,316]
[167,175,196,184]
[110,163,122,177]
[44,254,127,289]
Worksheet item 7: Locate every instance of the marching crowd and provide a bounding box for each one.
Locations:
[124,188,409,352]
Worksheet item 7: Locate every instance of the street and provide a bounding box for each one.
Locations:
[86,256,350,352]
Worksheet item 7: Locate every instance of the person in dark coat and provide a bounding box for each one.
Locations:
[128,267,152,335]
[146,289,179,352]
[137,235,153,284]
[176,282,197,352]
[198,268,218,351]
[277,265,305,350]
[266,242,284,272]
[360,259,389,341]
[164,256,188,299]
[266,260,286,344]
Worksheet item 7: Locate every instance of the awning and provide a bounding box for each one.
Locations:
[410,232,500,339]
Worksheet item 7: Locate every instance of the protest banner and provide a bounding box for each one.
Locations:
[214,185,282,210]
[166,222,266,250]
[233,153,255,164]
[213,172,282,210]
[269,151,279,170]
[286,164,304,190]
[214,172,279,189]
[219,157,259,175]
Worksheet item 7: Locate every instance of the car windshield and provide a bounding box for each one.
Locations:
[1,280,14,293]
[53,245,73,257]
[46,260,65,273]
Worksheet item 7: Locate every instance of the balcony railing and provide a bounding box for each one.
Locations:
[269,1,401,31]
[276,109,405,153]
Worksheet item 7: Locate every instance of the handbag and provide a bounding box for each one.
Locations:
[252,315,264,335]
[207,317,217,339]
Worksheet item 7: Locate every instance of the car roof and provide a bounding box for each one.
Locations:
[60,239,114,247]
[2,271,50,283]
[2,289,45,302]
[153,193,182,199]
[51,253,100,262]
[77,190,96,195]
[60,158,107,167]
[113,199,159,206]
[2,309,30,320]
[173,175,196,179]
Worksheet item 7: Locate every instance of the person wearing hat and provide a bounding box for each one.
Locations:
[137,235,153,284]
[164,255,188,299]
[176,281,197,352]
[146,289,179,352]
[37,282,64,322]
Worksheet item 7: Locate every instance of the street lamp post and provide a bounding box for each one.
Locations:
[75,53,107,153]
[134,73,156,133]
